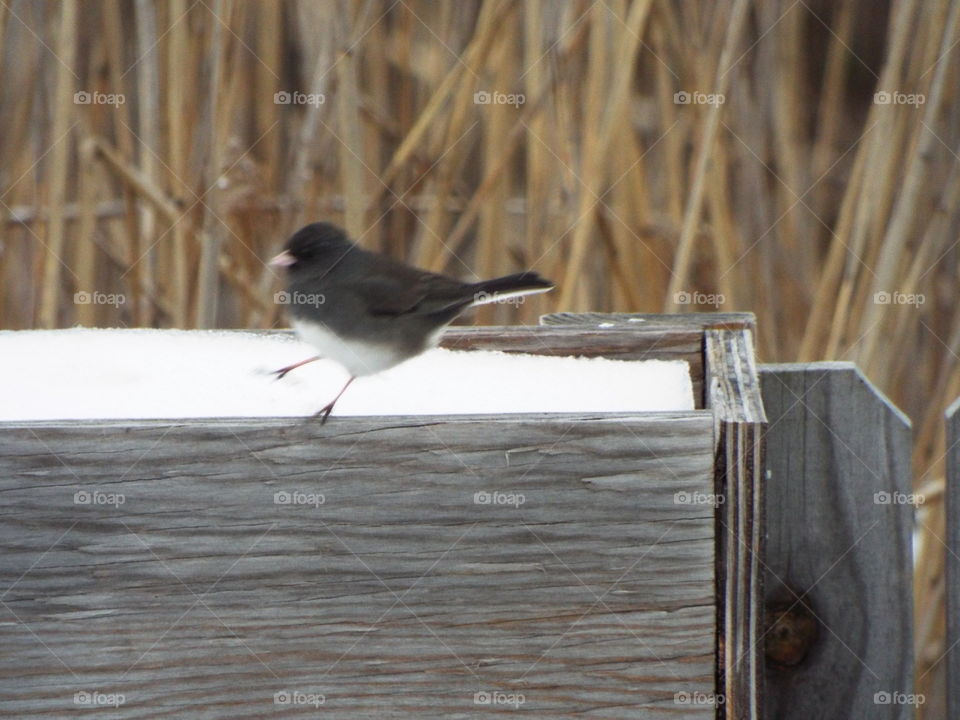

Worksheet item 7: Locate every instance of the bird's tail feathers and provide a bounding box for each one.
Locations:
[468,272,554,307]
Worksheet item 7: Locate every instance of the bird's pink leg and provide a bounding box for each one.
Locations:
[272,356,320,380]
[315,377,355,424]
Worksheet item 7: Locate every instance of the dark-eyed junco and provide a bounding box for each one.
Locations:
[270,222,554,422]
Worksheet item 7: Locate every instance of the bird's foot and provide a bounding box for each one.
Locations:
[311,376,355,425]
[314,401,336,425]
[272,355,321,380]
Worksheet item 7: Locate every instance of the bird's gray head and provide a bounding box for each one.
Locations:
[270,222,353,270]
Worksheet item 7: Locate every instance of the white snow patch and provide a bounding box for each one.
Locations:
[0,329,694,420]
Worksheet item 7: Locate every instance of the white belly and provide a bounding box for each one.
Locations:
[292,319,402,377]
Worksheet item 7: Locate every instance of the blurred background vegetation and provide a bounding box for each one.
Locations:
[0,0,957,714]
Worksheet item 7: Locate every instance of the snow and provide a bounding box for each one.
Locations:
[0,329,695,421]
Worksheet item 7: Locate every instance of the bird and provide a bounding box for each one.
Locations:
[269,222,555,422]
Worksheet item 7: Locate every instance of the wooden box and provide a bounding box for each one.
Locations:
[0,313,764,719]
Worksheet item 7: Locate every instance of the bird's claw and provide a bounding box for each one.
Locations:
[314,403,335,424]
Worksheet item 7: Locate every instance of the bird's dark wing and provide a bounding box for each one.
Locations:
[348,252,473,318]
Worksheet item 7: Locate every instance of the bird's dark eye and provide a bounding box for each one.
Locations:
[291,243,314,260]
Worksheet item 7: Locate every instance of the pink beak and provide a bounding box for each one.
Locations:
[269,250,296,267]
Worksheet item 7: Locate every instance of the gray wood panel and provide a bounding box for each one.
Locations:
[945,397,960,720]
[540,312,756,332]
[538,313,766,720]
[760,363,913,720]
[442,324,704,365]
[1,413,717,719]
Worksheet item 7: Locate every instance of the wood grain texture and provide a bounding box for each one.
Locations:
[1,413,718,719]
[705,330,766,720]
[760,362,913,720]
[539,312,756,333]
[442,324,704,366]
[945,397,960,720]
[519,312,767,720]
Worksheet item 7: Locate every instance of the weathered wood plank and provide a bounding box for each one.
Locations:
[534,313,766,720]
[705,329,765,720]
[760,363,913,720]
[540,312,756,333]
[1,413,717,719]
[945,397,960,720]
[441,325,703,365]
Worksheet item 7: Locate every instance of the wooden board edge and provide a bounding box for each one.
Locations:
[945,401,960,720]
